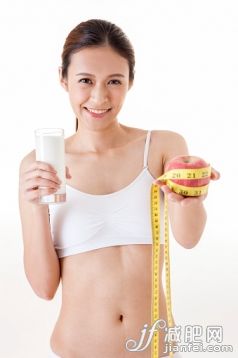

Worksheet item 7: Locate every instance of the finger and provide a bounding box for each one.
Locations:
[210,167,220,180]
[25,161,57,175]
[153,179,165,186]
[167,192,185,202]
[21,170,61,189]
[25,177,61,192]
[180,194,207,207]
[166,191,207,205]
[154,183,185,201]
[153,180,172,193]
[160,185,173,195]
[23,168,61,186]
[25,186,59,202]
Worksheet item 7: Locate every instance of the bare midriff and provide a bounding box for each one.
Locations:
[50,127,177,357]
[50,244,176,358]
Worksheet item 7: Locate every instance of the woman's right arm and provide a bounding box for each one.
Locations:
[18,151,62,300]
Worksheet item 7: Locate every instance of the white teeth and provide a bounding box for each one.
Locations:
[87,108,110,114]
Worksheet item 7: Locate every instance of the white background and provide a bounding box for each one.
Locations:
[0,0,237,357]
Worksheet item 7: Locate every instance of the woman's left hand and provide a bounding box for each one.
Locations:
[153,167,220,207]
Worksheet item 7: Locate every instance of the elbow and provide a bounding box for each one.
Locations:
[176,235,202,249]
[23,256,60,301]
[34,284,59,300]
[38,292,55,301]
[25,271,60,301]
[181,241,199,250]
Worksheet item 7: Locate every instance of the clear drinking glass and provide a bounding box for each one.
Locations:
[34,128,66,204]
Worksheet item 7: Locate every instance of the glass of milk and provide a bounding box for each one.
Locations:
[34,128,66,204]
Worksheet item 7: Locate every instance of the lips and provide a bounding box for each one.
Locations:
[83,107,112,119]
[84,107,111,114]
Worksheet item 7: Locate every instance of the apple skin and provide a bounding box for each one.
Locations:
[164,155,211,187]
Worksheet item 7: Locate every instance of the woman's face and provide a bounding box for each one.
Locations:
[59,45,132,128]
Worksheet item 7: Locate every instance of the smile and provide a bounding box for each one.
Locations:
[85,107,111,114]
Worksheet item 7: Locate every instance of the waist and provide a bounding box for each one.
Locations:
[51,245,170,356]
[51,298,174,358]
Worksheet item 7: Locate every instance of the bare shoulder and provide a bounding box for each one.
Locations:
[19,149,36,173]
[151,129,187,144]
[151,130,189,166]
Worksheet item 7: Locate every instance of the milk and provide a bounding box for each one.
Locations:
[35,128,66,204]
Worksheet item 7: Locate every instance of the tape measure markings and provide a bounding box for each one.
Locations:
[150,165,211,358]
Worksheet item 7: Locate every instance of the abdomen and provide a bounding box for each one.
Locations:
[50,244,172,357]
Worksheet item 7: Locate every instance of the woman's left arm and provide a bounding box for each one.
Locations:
[154,131,220,249]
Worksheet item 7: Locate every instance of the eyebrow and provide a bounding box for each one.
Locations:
[76,72,125,78]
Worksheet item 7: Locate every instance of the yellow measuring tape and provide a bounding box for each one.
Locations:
[150,166,211,358]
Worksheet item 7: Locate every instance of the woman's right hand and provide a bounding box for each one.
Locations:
[19,161,71,206]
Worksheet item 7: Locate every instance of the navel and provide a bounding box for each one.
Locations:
[119,314,124,322]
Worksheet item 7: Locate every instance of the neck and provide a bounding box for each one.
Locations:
[71,119,128,153]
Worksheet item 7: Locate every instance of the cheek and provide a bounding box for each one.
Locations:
[111,87,128,102]
[69,87,89,104]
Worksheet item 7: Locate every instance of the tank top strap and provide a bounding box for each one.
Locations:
[143,130,152,168]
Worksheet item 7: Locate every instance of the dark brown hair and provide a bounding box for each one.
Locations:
[60,19,135,131]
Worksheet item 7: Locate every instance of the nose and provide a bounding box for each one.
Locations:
[90,83,109,106]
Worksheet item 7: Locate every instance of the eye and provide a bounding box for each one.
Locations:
[78,78,92,84]
[108,79,122,85]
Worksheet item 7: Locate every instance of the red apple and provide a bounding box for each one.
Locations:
[164,155,211,188]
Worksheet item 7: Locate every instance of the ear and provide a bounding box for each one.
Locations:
[58,66,68,92]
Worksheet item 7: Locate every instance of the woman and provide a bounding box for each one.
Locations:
[18,19,219,358]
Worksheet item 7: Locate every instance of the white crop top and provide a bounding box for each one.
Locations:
[49,130,165,258]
